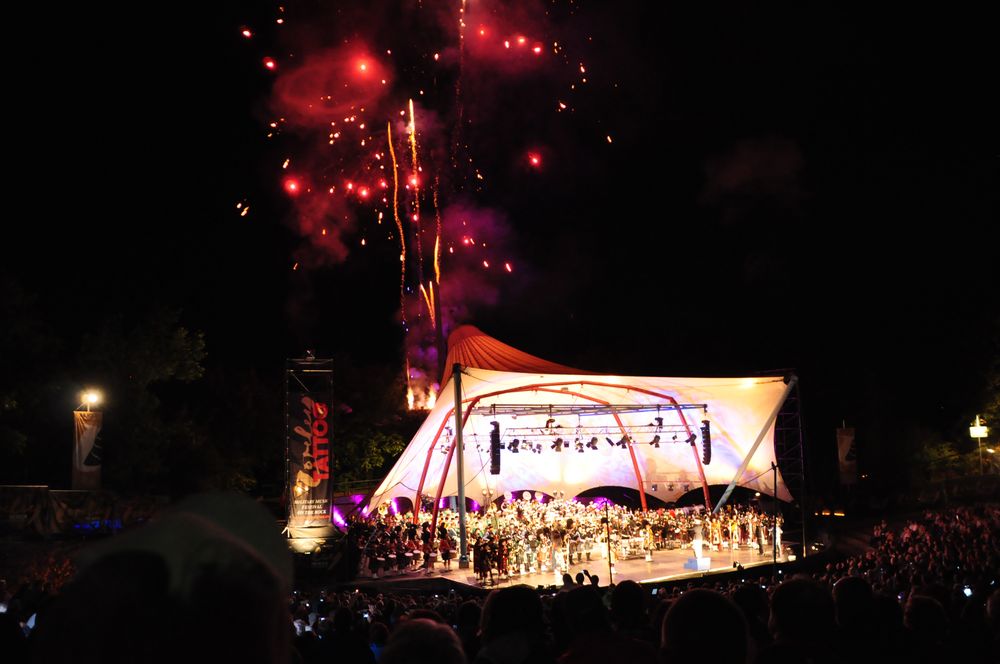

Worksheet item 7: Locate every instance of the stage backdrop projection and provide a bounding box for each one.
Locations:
[72,411,103,490]
[285,357,335,535]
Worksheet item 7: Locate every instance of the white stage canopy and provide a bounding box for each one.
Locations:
[369,327,794,512]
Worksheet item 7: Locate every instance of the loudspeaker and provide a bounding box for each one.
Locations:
[490,421,501,474]
[700,420,712,465]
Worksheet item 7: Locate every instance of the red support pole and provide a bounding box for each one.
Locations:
[413,410,454,523]
[429,406,477,535]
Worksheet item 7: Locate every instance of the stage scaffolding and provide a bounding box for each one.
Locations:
[773,375,808,557]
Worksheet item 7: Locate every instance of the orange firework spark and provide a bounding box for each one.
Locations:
[408,98,426,292]
[433,178,442,285]
[386,121,406,319]
[419,283,436,328]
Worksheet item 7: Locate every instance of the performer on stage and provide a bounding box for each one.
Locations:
[710,516,723,552]
[439,528,454,569]
[421,522,436,574]
[691,518,705,559]
[551,522,567,576]
[642,520,655,562]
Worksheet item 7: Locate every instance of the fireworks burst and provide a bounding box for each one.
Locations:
[245,1,605,408]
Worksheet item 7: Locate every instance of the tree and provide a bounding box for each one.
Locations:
[0,279,66,484]
[329,354,422,488]
[79,307,206,494]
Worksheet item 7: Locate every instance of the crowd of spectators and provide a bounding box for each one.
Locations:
[1,500,998,663]
[290,503,1000,664]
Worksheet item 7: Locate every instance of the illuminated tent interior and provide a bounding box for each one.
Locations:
[368,326,794,517]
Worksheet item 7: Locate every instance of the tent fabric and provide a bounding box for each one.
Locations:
[444,325,587,375]
[370,328,793,510]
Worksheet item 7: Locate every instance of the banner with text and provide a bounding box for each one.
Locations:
[836,426,858,486]
[286,359,334,530]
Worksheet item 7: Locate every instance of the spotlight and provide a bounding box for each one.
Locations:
[686,433,697,445]
[652,483,658,491]
[606,437,615,447]
[508,439,520,453]
[521,439,532,451]
[667,483,674,492]
[683,483,690,492]
[654,417,663,429]
[545,418,556,429]
[574,438,584,453]
[550,437,564,452]
[617,436,629,448]
[534,443,542,454]
[672,434,678,441]
[650,435,661,448]
[586,437,599,450]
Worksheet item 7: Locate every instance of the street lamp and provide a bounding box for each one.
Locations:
[80,389,102,411]
[969,415,989,475]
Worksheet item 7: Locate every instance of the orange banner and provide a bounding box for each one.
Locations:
[72,411,103,490]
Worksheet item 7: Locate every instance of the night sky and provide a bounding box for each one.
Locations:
[4,2,996,495]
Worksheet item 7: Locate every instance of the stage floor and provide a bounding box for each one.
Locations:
[366,545,789,589]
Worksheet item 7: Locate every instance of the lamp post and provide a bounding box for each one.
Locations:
[970,415,988,475]
[73,389,104,490]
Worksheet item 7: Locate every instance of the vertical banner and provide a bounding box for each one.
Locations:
[286,358,334,533]
[72,411,103,490]
[836,426,858,486]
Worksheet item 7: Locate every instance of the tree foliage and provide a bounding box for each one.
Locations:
[79,307,206,494]
[329,354,421,488]
[0,280,65,483]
